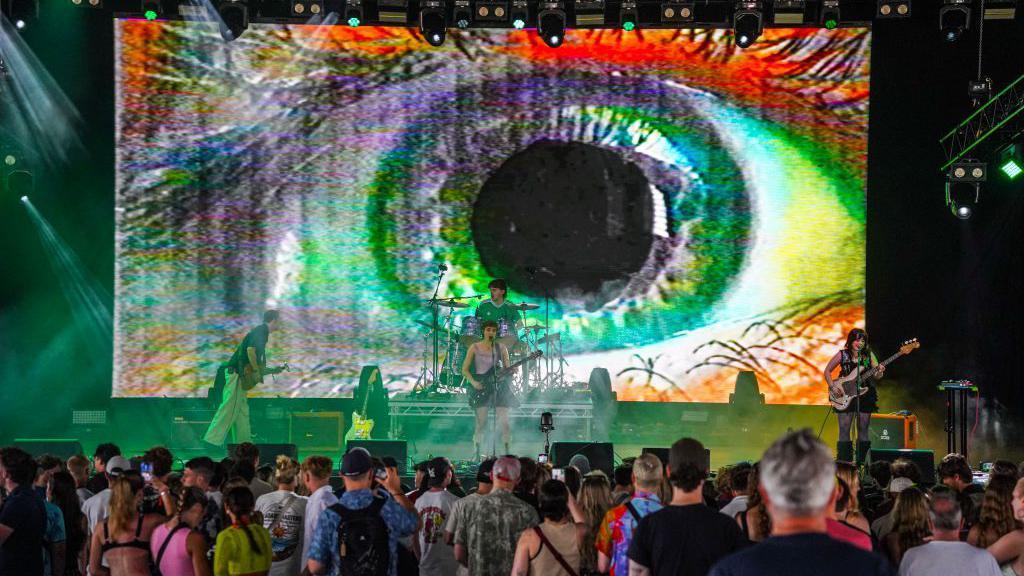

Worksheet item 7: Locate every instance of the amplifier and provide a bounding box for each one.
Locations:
[290,412,343,453]
[869,413,918,449]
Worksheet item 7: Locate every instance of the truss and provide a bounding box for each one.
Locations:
[941,72,1024,171]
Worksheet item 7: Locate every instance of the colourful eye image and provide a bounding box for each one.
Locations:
[114,24,868,403]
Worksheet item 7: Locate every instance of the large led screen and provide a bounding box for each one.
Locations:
[114,22,870,401]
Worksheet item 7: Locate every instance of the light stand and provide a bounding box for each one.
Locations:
[540,411,555,459]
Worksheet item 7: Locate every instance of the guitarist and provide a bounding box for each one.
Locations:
[204,310,281,446]
[462,320,516,458]
[824,328,884,466]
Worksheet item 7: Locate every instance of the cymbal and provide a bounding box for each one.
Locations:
[429,299,469,309]
[522,324,548,332]
[511,303,540,311]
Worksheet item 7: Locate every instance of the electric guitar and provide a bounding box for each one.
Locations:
[467,351,543,408]
[239,363,289,391]
[829,339,920,410]
[346,370,379,442]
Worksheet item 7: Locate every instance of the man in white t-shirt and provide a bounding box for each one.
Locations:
[255,459,308,576]
[414,458,460,576]
[899,489,1001,576]
[300,455,338,567]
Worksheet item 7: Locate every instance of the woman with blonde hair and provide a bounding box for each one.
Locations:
[882,486,930,566]
[150,486,212,576]
[255,456,307,576]
[576,474,612,575]
[88,471,166,576]
[835,461,871,533]
[969,475,1019,549]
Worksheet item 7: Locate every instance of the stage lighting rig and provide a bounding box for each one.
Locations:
[217,0,249,41]
[141,0,162,20]
[819,0,838,29]
[69,0,102,8]
[946,179,979,220]
[509,0,527,28]
[997,142,1023,180]
[419,0,446,45]
[291,0,323,16]
[733,2,762,49]
[574,0,604,27]
[378,0,410,24]
[4,0,38,28]
[940,0,970,43]
[538,1,565,47]
[475,0,509,23]
[619,0,637,30]
[453,0,471,28]
[1,146,33,199]
[983,0,1016,20]
[772,0,805,25]
[659,2,694,23]
[345,0,362,25]
[876,0,910,18]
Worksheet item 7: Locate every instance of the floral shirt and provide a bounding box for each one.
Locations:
[595,490,663,576]
[454,488,539,576]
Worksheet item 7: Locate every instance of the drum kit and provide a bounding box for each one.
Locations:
[416,297,567,394]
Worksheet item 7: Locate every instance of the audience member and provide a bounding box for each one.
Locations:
[968,474,1017,548]
[512,479,586,576]
[256,465,274,487]
[714,465,735,511]
[66,455,94,505]
[140,446,176,516]
[255,456,306,576]
[569,455,592,476]
[881,486,930,567]
[150,486,211,576]
[413,457,459,576]
[827,476,872,551]
[87,444,122,495]
[719,463,752,519]
[183,456,222,550]
[611,464,634,506]
[515,457,541,511]
[233,443,274,501]
[628,437,744,576]
[299,455,336,568]
[938,453,984,530]
[216,486,271,576]
[444,458,495,576]
[985,477,1024,575]
[578,474,612,575]
[82,455,133,532]
[35,460,67,576]
[455,456,539,576]
[407,460,430,504]
[307,447,417,576]
[708,429,894,576]
[564,465,583,499]
[88,471,166,576]
[34,455,64,500]
[49,471,88,576]
[898,488,1000,576]
[736,463,771,542]
[835,461,871,532]
[872,476,917,541]
[862,460,893,522]
[990,460,1019,481]
[596,453,664,576]
[0,447,47,576]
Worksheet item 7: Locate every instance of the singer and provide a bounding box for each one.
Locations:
[461,320,516,459]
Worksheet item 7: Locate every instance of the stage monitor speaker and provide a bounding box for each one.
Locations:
[346,440,408,475]
[869,449,935,485]
[642,447,711,473]
[868,414,919,449]
[290,412,343,453]
[228,443,298,465]
[551,442,614,477]
[13,439,84,460]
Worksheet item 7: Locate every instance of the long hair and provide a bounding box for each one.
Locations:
[176,486,209,519]
[974,475,1019,548]
[745,463,772,539]
[225,486,264,555]
[844,328,872,357]
[538,479,570,521]
[577,475,612,572]
[50,472,87,562]
[274,455,300,487]
[108,473,145,537]
[892,487,931,554]
[835,462,862,516]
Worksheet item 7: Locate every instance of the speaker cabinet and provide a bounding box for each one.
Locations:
[12,439,83,460]
[869,414,919,449]
[346,440,408,475]
[869,448,935,485]
[228,443,298,465]
[551,442,614,477]
[290,412,343,453]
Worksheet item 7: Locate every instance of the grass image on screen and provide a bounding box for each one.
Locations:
[114,23,869,402]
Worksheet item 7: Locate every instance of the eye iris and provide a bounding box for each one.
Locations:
[471,139,654,309]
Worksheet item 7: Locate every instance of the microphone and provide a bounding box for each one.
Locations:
[438,263,448,272]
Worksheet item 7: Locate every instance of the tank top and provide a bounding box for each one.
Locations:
[150,522,196,576]
[472,342,504,375]
[530,521,580,576]
[839,349,872,380]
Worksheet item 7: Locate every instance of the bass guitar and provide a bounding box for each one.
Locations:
[240,363,290,391]
[829,339,920,410]
[467,351,543,408]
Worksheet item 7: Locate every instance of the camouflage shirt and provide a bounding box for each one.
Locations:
[454,488,539,576]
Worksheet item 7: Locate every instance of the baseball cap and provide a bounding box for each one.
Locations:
[492,456,521,482]
[426,457,451,487]
[476,458,496,484]
[340,448,373,477]
[569,454,592,475]
[888,477,915,494]
[106,455,133,477]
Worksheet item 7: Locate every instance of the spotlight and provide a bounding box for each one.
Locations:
[419,0,446,46]
[5,0,39,26]
[733,2,762,49]
[475,1,509,22]
[69,0,102,8]
[217,0,249,42]
[997,142,1024,180]
[453,0,471,28]
[619,1,637,31]
[292,0,323,16]
[948,159,987,183]
[877,1,910,18]
[510,0,528,28]
[820,0,839,29]
[20,195,27,202]
[537,1,565,47]
[660,2,693,22]
[345,0,362,25]
[946,180,979,219]
[773,0,805,25]
[940,0,970,42]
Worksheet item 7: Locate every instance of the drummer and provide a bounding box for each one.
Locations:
[475,278,523,339]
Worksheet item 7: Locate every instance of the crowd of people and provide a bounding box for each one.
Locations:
[3,432,1024,576]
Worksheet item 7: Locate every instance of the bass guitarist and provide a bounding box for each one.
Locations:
[824,328,884,466]
[462,320,516,458]
[204,309,281,446]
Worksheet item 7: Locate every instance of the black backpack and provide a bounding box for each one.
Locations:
[329,496,391,576]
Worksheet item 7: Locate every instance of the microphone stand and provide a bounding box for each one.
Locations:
[428,267,445,393]
[491,338,499,457]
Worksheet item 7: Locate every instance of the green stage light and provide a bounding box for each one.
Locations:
[997,143,1024,180]
[622,21,635,31]
[824,17,838,29]
[1001,159,1023,179]
[513,17,526,28]
[348,16,360,25]
[144,9,158,20]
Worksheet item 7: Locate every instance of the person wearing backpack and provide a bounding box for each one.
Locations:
[595,454,664,576]
[150,487,212,576]
[306,448,417,576]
